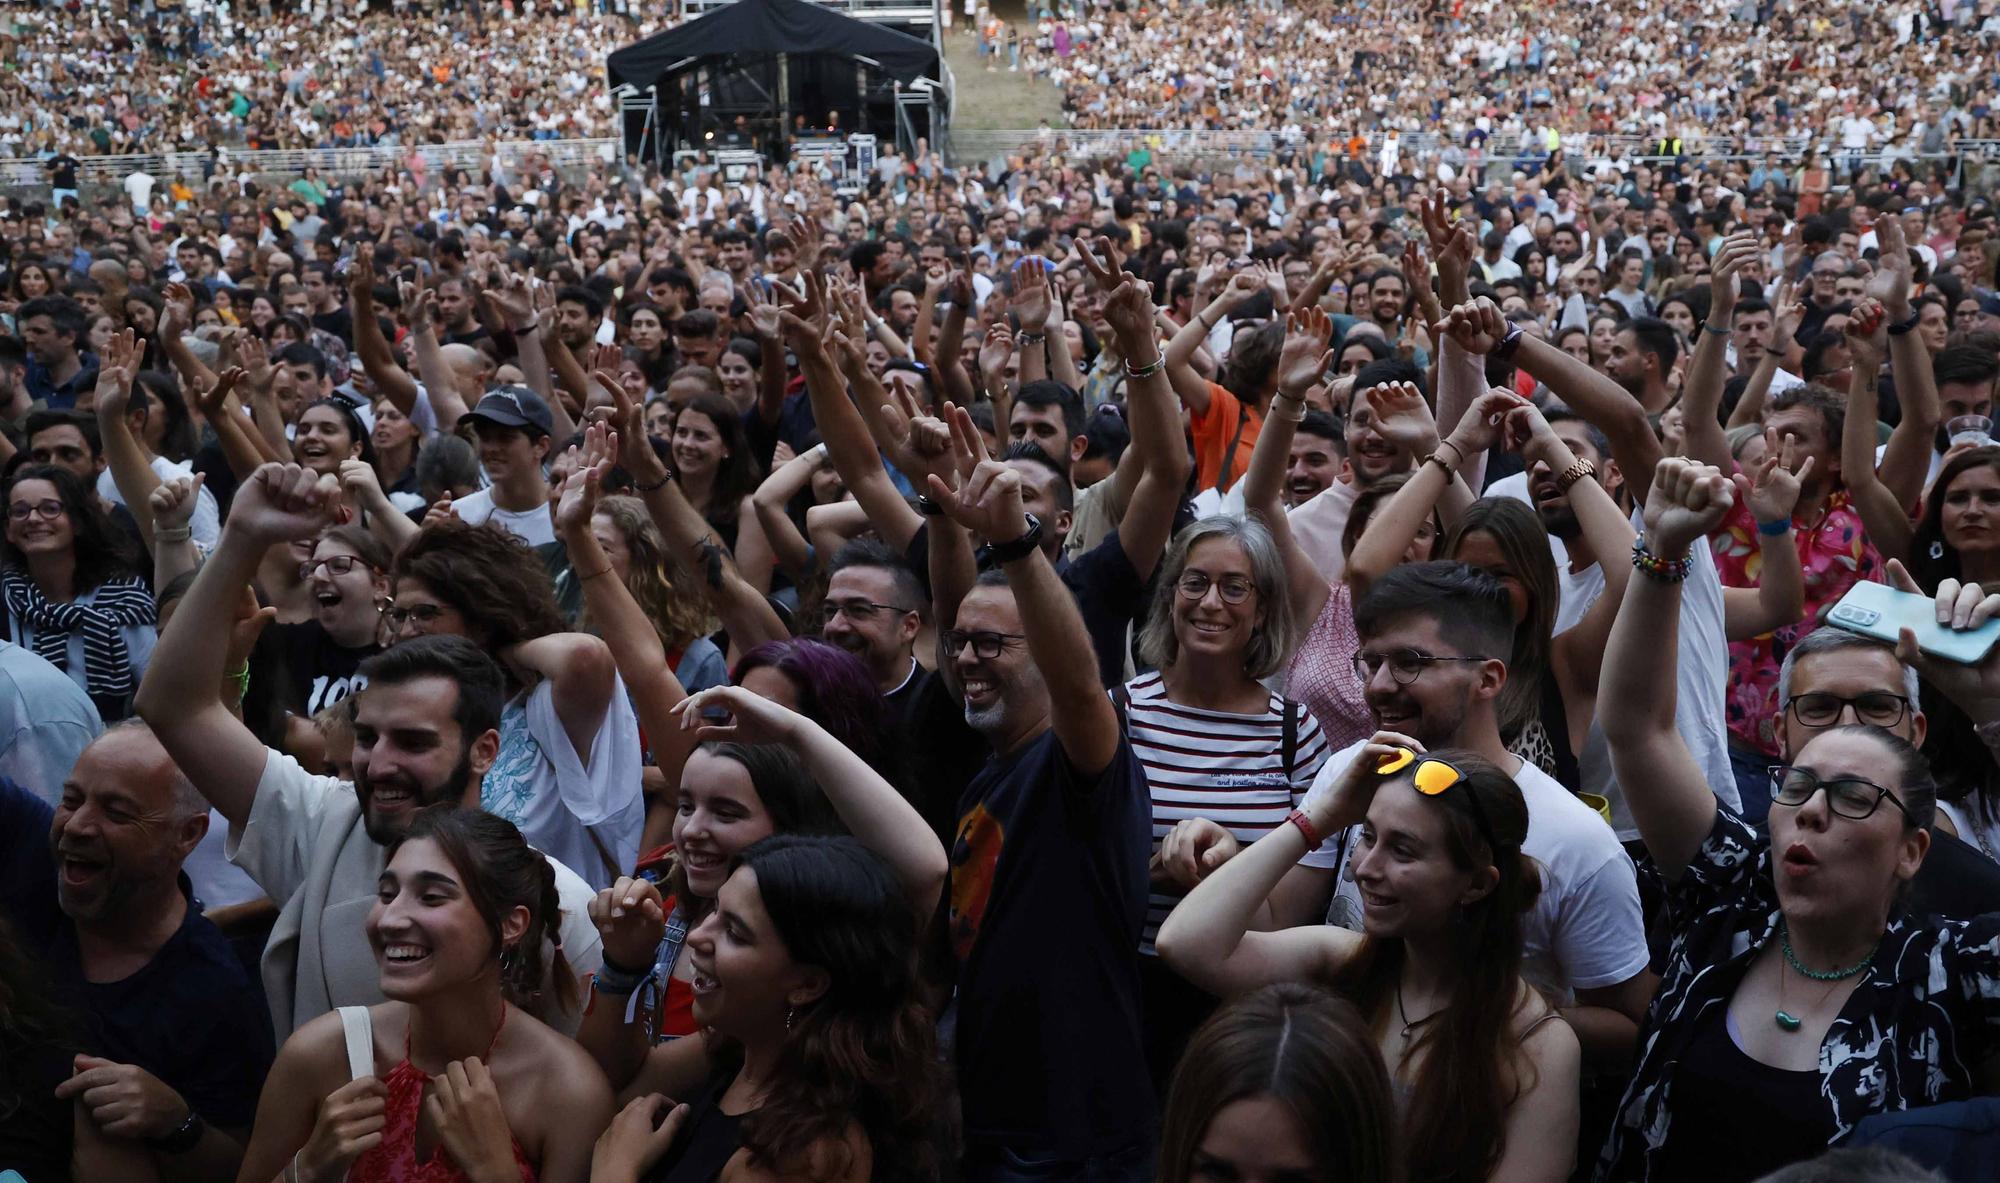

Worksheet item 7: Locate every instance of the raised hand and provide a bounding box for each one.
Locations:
[197,366,246,421]
[228,462,347,546]
[1220,266,1265,307]
[1419,189,1476,304]
[674,684,808,745]
[1301,731,1426,836]
[1709,231,1760,321]
[746,279,783,340]
[555,424,618,534]
[238,333,275,392]
[1276,308,1334,397]
[1446,387,1531,456]
[926,404,1027,545]
[1075,234,1127,294]
[339,457,390,515]
[978,322,1016,379]
[1844,296,1890,377]
[482,270,534,331]
[401,282,437,334]
[1866,214,1914,316]
[92,328,141,417]
[879,386,954,485]
[149,472,206,532]
[1504,400,1579,473]
[424,1058,519,1182]
[347,242,377,305]
[1011,257,1054,329]
[1736,436,1811,525]
[587,875,668,972]
[1883,558,2000,711]
[1434,296,1509,355]
[1642,456,1736,555]
[1366,380,1442,455]
[1100,274,1157,346]
[160,281,195,340]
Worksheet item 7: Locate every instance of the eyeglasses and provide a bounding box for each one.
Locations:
[7,499,65,522]
[299,554,370,581]
[1352,648,1489,686]
[384,602,448,629]
[1376,748,1497,847]
[818,598,914,627]
[1176,572,1256,605]
[1785,692,1910,729]
[1768,765,1915,823]
[942,629,1027,660]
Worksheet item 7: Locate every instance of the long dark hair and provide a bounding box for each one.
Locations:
[1907,445,2000,825]
[1328,749,1542,1183]
[1441,498,1557,744]
[661,742,842,913]
[386,806,578,1016]
[1,464,140,593]
[729,836,948,1183]
[1159,983,1399,1183]
[675,392,760,529]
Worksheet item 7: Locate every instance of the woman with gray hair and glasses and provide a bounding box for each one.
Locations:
[1121,512,1340,1086]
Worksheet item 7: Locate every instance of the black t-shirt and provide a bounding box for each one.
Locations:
[949,728,1154,1157]
[267,620,376,716]
[1911,829,2000,920]
[311,306,355,347]
[47,155,79,189]
[886,663,987,845]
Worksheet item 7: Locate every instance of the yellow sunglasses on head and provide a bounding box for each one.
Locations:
[1375,748,1497,846]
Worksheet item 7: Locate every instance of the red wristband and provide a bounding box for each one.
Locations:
[1285,809,1323,849]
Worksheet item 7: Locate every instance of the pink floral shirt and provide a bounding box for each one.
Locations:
[1713,485,1880,756]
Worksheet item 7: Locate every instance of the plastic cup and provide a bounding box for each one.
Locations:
[1948,414,1994,448]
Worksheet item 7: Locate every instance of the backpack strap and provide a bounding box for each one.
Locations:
[1216,400,1254,490]
[1110,682,1131,728]
[1281,698,1299,783]
[337,1005,374,1081]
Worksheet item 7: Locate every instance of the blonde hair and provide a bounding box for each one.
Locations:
[586,495,715,649]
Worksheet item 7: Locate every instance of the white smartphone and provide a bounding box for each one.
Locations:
[1826,581,2000,665]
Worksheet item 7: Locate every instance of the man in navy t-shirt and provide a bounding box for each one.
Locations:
[2,722,272,1182]
[926,445,1156,1181]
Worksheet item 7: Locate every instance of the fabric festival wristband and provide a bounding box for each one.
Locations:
[1701,322,1731,337]
[1757,518,1793,536]
[593,961,651,996]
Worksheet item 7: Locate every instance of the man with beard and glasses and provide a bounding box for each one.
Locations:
[134,463,603,1039]
[926,438,1155,1181]
[0,723,269,1182]
[1309,562,1654,1069]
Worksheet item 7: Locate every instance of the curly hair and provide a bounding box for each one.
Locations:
[1,464,140,594]
[728,836,948,1183]
[391,519,566,648]
[585,494,714,650]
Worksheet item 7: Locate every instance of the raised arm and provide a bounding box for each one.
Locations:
[784,272,925,552]
[1246,309,1336,628]
[148,475,205,593]
[675,686,947,908]
[91,329,165,542]
[1600,459,1742,880]
[1515,403,1636,703]
[1722,444,1809,640]
[404,287,472,428]
[1345,385,1504,596]
[934,270,977,409]
[1165,270,1261,415]
[1683,234,1761,472]
[1083,238,1189,583]
[1443,296,1664,491]
[347,246,419,417]
[743,282,791,430]
[748,444,828,581]
[1838,301,1917,563]
[135,464,341,830]
[556,428,698,793]
[155,282,218,393]
[929,407,1119,773]
[1872,217,1940,509]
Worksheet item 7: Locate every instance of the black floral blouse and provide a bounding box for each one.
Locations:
[1596,807,2000,1181]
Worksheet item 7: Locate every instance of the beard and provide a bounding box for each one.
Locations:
[1538,498,1583,541]
[356,750,476,846]
[962,661,1046,739]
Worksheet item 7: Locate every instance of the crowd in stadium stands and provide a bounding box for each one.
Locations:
[4,2,2000,1183]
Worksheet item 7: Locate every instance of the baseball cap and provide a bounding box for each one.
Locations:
[464,385,554,438]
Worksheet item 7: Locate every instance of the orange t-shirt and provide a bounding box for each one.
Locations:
[1192,382,1263,494]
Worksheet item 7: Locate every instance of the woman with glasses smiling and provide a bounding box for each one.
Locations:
[1598,457,2000,1182]
[1,464,156,721]
[1124,515,1334,1086]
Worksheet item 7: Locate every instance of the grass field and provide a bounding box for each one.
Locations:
[942,3,1065,130]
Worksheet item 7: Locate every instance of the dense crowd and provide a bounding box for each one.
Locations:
[0,3,648,158]
[9,4,2000,1182]
[1018,0,2000,162]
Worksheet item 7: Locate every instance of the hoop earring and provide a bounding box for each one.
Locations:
[785,1007,795,1032]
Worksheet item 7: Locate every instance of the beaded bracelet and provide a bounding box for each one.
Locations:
[1631,537,1693,583]
[634,469,674,493]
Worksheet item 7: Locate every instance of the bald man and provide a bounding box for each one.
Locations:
[0,722,271,1180]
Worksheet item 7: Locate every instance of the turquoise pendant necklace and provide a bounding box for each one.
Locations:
[1774,921,1874,1033]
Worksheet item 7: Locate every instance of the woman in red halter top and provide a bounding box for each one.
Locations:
[237,808,614,1183]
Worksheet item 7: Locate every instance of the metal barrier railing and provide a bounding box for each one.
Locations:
[0,139,623,190]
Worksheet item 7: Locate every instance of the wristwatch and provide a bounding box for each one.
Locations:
[148,1108,206,1155]
[1491,322,1525,363]
[986,513,1044,564]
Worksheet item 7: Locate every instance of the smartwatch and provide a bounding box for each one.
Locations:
[986,513,1045,564]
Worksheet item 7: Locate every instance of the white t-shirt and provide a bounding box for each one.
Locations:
[482,675,645,892]
[449,487,555,547]
[97,456,222,548]
[1312,738,1650,999]
[1486,473,1740,835]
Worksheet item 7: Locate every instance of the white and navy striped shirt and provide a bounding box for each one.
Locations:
[1120,672,1340,951]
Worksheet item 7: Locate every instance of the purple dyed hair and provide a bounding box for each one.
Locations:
[732,638,897,780]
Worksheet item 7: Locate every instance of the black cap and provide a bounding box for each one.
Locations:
[464,385,554,438]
